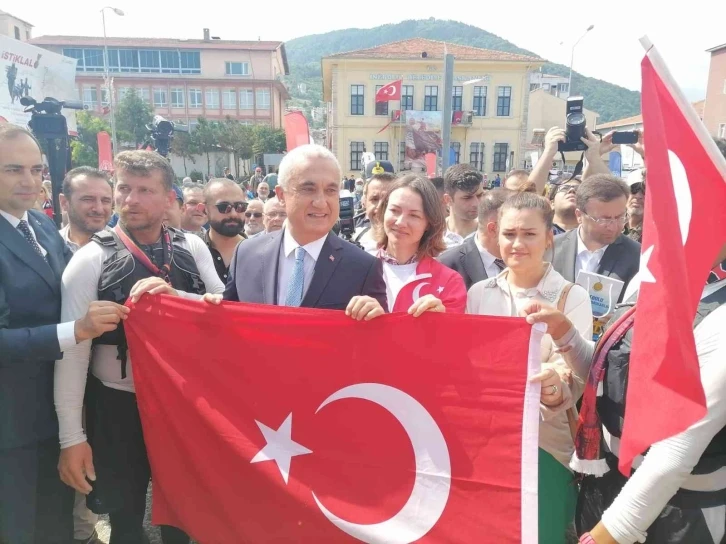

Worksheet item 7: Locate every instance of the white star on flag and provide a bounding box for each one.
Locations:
[250,414,312,484]
[639,245,656,284]
[437,286,444,294]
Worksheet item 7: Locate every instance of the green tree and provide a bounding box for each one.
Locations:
[70,111,111,168]
[217,118,254,179]
[170,131,200,175]
[194,118,222,177]
[251,125,287,164]
[115,90,154,148]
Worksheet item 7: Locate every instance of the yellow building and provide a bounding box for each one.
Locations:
[322,38,543,177]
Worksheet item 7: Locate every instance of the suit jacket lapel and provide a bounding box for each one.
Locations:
[462,237,487,282]
[301,233,343,308]
[0,213,57,293]
[598,236,623,278]
[558,229,578,282]
[262,230,284,305]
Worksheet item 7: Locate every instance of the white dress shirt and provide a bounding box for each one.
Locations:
[277,229,328,306]
[473,235,503,279]
[0,209,77,351]
[575,227,609,275]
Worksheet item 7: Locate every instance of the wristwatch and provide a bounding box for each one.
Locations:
[579,533,596,544]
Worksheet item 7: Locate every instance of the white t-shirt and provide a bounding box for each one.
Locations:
[382,261,418,312]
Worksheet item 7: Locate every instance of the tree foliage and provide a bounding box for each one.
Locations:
[71,111,111,168]
[282,19,641,123]
[115,89,154,148]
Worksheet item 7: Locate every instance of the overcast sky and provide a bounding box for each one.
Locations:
[16,0,723,101]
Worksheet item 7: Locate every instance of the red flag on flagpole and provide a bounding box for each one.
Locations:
[97,131,113,172]
[377,110,401,134]
[375,80,402,102]
[283,111,310,151]
[125,296,542,543]
[618,37,726,474]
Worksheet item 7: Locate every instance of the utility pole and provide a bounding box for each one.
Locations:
[441,54,455,175]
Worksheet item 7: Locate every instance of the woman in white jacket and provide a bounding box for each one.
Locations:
[467,191,593,543]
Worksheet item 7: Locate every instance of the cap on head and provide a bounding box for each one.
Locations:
[364,160,395,181]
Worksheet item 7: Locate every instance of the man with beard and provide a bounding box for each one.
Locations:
[443,164,484,248]
[244,199,265,238]
[623,169,645,243]
[263,197,286,234]
[256,182,271,203]
[549,179,581,235]
[180,182,206,237]
[59,167,113,254]
[203,179,248,283]
[353,172,396,253]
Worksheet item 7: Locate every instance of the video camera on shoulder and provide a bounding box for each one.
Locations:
[338,191,356,238]
[558,96,587,153]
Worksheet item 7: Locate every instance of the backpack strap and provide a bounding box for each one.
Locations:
[556,281,579,443]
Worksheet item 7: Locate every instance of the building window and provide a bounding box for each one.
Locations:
[473,86,487,116]
[470,143,484,171]
[424,86,438,111]
[137,88,151,103]
[350,85,364,115]
[160,51,179,73]
[452,142,461,164]
[180,51,201,74]
[719,124,726,138]
[239,89,254,110]
[14,26,20,40]
[225,62,249,76]
[375,86,389,116]
[153,88,168,107]
[83,49,105,72]
[118,49,138,72]
[171,88,185,108]
[530,83,539,92]
[205,88,220,109]
[140,50,160,73]
[400,141,406,169]
[256,88,270,110]
[189,88,203,108]
[350,142,365,170]
[497,86,512,117]
[64,48,201,74]
[374,142,389,161]
[223,89,237,109]
[559,83,569,94]
[401,85,414,111]
[101,88,109,106]
[493,143,509,172]
[82,86,98,108]
[452,86,463,112]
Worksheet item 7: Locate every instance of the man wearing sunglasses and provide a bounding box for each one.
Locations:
[549,179,581,235]
[624,169,646,244]
[202,179,248,284]
[244,200,265,238]
[552,174,641,302]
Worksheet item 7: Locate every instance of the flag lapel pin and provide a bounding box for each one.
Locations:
[329,255,335,262]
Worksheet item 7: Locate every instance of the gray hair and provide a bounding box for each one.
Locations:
[278,144,341,188]
[263,196,282,212]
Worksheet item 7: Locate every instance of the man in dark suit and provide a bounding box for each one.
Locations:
[551,174,641,302]
[0,125,127,543]
[439,188,509,290]
[222,144,387,318]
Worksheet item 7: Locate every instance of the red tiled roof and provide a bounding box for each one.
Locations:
[597,99,704,129]
[325,38,541,63]
[30,35,283,51]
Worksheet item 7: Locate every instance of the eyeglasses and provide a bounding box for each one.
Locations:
[245,212,263,219]
[581,211,628,227]
[264,212,287,219]
[215,201,248,214]
[555,184,579,195]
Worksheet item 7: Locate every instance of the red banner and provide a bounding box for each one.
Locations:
[97,131,113,172]
[125,296,541,543]
[284,111,310,152]
[425,152,437,177]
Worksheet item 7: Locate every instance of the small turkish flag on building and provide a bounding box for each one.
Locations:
[126,296,542,543]
[618,38,726,474]
[452,111,464,125]
[375,80,402,102]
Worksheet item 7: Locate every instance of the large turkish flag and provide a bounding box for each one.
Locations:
[618,39,726,474]
[125,296,541,543]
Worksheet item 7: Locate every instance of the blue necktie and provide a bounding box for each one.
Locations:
[284,247,306,307]
[17,219,47,262]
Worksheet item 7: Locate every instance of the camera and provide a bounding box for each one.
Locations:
[338,191,356,238]
[146,115,175,157]
[558,96,587,153]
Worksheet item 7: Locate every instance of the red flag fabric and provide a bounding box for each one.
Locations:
[283,111,310,151]
[97,131,113,172]
[452,111,463,125]
[377,110,401,134]
[125,296,542,544]
[425,153,437,177]
[619,39,726,474]
[375,80,402,102]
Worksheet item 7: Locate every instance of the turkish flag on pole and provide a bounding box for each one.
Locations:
[97,131,113,172]
[619,38,726,474]
[375,80,402,102]
[125,296,542,543]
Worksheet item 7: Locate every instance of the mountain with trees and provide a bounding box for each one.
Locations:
[283,19,640,124]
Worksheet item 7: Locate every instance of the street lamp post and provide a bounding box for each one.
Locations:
[101,6,124,156]
[568,24,594,96]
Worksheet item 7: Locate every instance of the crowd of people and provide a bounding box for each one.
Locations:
[0,120,725,544]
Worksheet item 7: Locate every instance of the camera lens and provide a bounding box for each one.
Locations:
[566,112,586,126]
